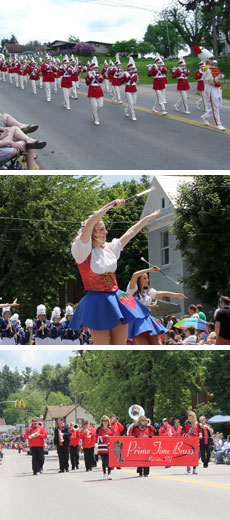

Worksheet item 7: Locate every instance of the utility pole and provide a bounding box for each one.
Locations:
[74,392,77,422]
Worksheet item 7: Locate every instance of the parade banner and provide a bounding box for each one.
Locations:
[109,436,199,467]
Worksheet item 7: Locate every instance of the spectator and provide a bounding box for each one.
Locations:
[196,304,207,321]
[0,126,46,170]
[0,112,38,134]
[188,304,199,318]
[177,326,197,345]
[215,295,230,345]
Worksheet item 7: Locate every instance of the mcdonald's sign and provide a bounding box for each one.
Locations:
[14,399,27,410]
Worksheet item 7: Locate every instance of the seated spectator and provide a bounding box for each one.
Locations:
[0,146,20,165]
[0,126,46,170]
[0,112,38,134]
[165,330,176,345]
[214,433,226,464]
[177,326,197,345]
[188,304,199,318]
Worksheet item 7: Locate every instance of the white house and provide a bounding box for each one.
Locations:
[141,175,198,317]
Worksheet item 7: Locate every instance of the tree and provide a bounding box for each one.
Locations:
[162,4,209,53]
[68,35,79,42]
[172,175,230,305]
[205,351,230,413]
[68,351,204,424]
[0,366,23,415]
[26,40,41,46]
[137,41,153,57]
[144,20,184,57]
[73,42,95,56]
[0,175,101,322]
[179,0,219,55]
[47,391,72,406]
[111,39,138,57]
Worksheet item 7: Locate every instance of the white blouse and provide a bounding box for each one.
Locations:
[71,235,123,274]
[126,282,157,306]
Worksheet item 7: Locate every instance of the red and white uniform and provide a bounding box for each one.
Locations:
[61,63,73,110]
[86,67,104,124]
[41,60,55,101]
[112,64,124,103]
[69,428,80,447]
[0,59,7,81]
[173,424,182,436]
[172,63,190,113]
[148,61,168,114]
[194,65,209,111]
[131,424,155,437]
[29,62,40,94]
[202,64,224,128]
[96,426,114,454]
[101,63,111,93]
[159,424,175,436]
[24,424,47,447]
[123,67,138,120]
[109,420,124,436]
[80,425,96,449]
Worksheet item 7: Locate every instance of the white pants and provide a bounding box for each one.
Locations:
[103,79,111,93]
[54,78,58,93]
[20,75,25,89]
[63,88,70,109]
[45,82,51,101]
[71,81,78,99]
[90,97,104,123]
[9,73,13,84]
[162,86,167,103]
[114,85,122,102]
[125,91,137,119]
[31,79,37,94]
[39,76,43,88]
[175,91,189,112]
[196,90,209,111]
[14,73,19,87]
[204,86,223,126]
[153,89,167,113]
[1,72,6,82]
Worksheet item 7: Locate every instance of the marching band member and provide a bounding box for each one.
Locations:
[69,199,161,345]
[61,305,81,342]
[182,411,199,474]
[80,420,96,472]
[147,55,168,115]
[194,61,209,111]
[24,417,48,475]
[0,54,7,82]
[126,267,186,345]
[85,56,104,125]
[172,57,191,114]
[70,56,79,99]
[160,57,168,104]
[69,421,80,470]
[159,418,175,437]
[49,306,62,339]
[61,55,73,110]
[130,416,155,477]
[109,414,124,436]
[34,304,50,340]
[21,319,35,345]
[41,55,55,102]
[193,46,226,130]
[0,306,16,340]
[198,416,213,468]
[54,418,71,473]
[113,54,124,104]
[123,56,138,121]
[29,58,40,95]
[96,416,114,479]
[108,59,116,99]
[101,59,111,93]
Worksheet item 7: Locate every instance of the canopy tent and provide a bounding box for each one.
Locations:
[207,415,230,424]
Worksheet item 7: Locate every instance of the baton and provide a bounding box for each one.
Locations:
[126,187,154,202]
[140,257,181,286]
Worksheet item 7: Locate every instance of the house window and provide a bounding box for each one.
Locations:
[161,198,165,209]
[95,42,99,47]
[161,230,169,266]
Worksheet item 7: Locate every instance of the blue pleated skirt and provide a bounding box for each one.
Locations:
[69,289,150,331]
[128,314,168,339]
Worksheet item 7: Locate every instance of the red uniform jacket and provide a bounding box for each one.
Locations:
[86,71,103,98]
[109,421,124,436]
[69,427,80,447]
[131,424,155,437]
[80,425,96,448]
[24,425,47,447]
[172,67,190,91]
[194,69,205,91]
[159,424,175,436]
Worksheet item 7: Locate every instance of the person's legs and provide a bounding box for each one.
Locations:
[89,328,111,345]
[2,113,29,130]
[70,445,75,469]
[110,322,129,345]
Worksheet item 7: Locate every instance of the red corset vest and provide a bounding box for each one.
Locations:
[78,254,119,292]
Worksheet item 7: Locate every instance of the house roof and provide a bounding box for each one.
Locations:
[154,175,194,206]
[3,44,45,53]
[44,405,75,419]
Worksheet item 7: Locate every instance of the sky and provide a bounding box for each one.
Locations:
[0,349,75,373]
[1,0,171,46]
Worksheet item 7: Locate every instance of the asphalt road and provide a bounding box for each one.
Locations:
[1,77,230,170]
[1,450,230,520]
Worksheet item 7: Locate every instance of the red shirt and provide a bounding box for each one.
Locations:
[24,425,47,447]
[109,421,124,436]
[70,428,80,447]
[96,426,114,454]
[159,424,175,436]
[80,426,96,448]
